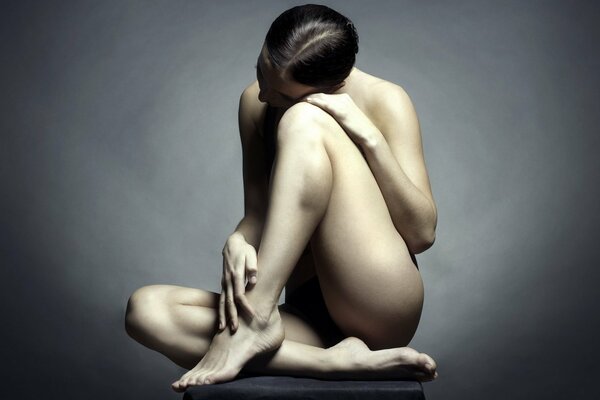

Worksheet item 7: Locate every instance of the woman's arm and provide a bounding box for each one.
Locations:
[217,83,269,330]
[230,82,269,247]
[361,97,437,254]
[304,85,437,254]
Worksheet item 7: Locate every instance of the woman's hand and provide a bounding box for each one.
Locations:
[219,233,258,332]
[302,92,382,149]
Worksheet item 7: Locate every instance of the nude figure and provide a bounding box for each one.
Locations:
[124,4,439,392]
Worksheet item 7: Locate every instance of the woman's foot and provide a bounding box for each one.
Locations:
[327,336,438,381]
[171,307,285,392]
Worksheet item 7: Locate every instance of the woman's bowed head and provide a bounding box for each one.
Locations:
[125,3,438,393]
[256,3,359,108]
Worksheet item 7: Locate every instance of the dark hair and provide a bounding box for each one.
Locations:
[265,4,359,88]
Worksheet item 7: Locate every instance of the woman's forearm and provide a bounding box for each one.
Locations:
[229,214,265,249]
[361,132,437,254]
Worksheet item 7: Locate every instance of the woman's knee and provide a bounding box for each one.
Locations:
[125,285,170,338]
[276,102,339,147]
[269,103,335,211]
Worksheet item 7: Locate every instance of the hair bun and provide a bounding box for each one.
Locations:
[345,20,359,54]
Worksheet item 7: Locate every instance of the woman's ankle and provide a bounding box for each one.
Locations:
[245,301,281,328]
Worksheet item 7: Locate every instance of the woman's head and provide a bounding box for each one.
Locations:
[256,4,359,106]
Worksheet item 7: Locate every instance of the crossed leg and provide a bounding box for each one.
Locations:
[125,284,437,390]
[125,102,437,391]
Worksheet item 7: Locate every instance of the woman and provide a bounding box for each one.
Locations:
[125,4,438,392]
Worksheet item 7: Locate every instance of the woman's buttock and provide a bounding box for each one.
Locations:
[310,118,424,343]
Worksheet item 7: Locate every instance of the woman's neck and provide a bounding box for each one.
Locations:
[332,67,360,95]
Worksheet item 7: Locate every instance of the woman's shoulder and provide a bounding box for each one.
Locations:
[349,69,414,122]
[353,69,411,106]
[240,81,268,138]
[348,69,420,145]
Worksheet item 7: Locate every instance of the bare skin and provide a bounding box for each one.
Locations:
[125,284,438,392]
[125,44,439,391]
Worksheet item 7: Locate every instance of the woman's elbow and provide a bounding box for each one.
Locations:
[412,206,437,254]
[407,229,436,254]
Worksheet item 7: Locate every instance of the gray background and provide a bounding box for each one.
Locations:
[2,1,599,399]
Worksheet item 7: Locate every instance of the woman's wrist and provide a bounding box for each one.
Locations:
[227,231,247,245]
[360,127,385,153]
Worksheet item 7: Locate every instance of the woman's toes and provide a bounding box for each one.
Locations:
[424,362,434,373]
[418,354,435,370]
[182,371,190,379]
[195,375,206,386]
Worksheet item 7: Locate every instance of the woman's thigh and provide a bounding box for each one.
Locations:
[309,116,425,349]
[127,284,330,362]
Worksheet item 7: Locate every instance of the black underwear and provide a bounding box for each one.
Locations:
[279,276,346,347]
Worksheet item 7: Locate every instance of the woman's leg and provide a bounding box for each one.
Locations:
[163,103,435,389]
[124,284,437,388]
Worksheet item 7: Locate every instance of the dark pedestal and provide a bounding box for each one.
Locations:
[184,375,426,400]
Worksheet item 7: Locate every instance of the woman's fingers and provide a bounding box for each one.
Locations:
[229,251,256,329]
[234,249,258,319]
[305,93,374,147]
[220,240,260,333]
[225,273,238,331]
[304,92,335,109]
[304,93,351,126]
[218,259,228,331]
[246,248,258,286]
[217,290,226,331]
[232,260,255,319]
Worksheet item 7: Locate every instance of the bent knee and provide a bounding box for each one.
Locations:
[125,285,171,337]
[277,102,342,145]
